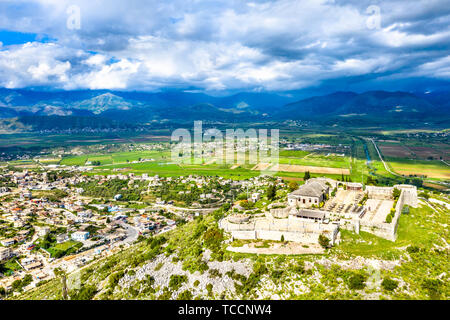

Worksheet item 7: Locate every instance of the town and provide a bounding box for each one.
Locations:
[0,152,424,297]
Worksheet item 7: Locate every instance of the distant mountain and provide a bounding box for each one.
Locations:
[275,92,358,119]
[0,89,291,121]
[71,93,138,114]
[274,90,448,124]
[0,88,448,127]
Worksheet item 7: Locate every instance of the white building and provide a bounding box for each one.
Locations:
[288,180,329,208]
[39,227,51,237]
[251,192,261,202]
[0,247,12,262]
[71,231,90,241]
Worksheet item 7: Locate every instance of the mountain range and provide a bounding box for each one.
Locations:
[0,88,449,130]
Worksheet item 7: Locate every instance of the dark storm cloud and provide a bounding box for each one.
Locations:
[0,0,448,92]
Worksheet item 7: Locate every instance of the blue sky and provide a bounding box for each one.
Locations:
[0,0,449,94]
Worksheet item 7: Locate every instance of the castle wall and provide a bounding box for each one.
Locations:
[358,188,407,241]
[365,186,393,200]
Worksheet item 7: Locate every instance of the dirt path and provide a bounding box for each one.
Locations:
[227,242,324,255]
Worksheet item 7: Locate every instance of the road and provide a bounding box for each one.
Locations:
[369,138,403,177]
[116,220,139,244]
[153,203,221,216]
[370,138,449,189]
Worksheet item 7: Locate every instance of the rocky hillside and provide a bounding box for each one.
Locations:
[15,201,449,300]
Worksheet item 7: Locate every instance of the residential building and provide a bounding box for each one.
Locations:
[71,231,90,241]
[0,247,12,262]
[288,180,329,208]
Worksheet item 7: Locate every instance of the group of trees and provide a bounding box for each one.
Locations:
[78,179,145,201]
[11,274,33,292]
[340,173,352,182]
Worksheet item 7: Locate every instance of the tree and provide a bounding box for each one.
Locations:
[304,171,311,181]
[266,184,276,200]
[288,181,299,192]
[318,234,330,248]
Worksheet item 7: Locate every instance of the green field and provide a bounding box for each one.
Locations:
[388,159,449,180]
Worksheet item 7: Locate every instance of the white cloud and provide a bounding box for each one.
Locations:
[0,0,448,91]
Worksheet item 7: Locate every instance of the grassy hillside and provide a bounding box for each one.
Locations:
[16,199,449,300]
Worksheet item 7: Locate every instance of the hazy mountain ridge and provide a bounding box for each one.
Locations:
[274,90,448,123]
[0,89,448,127]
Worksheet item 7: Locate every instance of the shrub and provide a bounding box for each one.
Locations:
[421,278,443,299]
[203,227,224,252]
[381,278,398,291]
[177,290,193,300]
[289,260,305,274]
[208,269,222,278]
[347,274,367,290]
[288,181,299,192]
[385,214,393,223]
[108,270,124,288]
[157,287,172,300]
[169,274,188,291]
[154,262,164,271]
[69,285,98,300]
[318,234,330,248]
[419,192,429,200]
[406,245,420,254]
[271,270,284,279]
[392,188,401,200]
[206,283,213,296]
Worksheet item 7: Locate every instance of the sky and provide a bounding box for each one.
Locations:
[0,0,449,94]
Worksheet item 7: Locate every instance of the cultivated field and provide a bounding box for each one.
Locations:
[389,161,450,180]
[267,163,350,175]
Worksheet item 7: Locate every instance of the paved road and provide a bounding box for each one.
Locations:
[369,138,402,177]
[116,221,139,243]
[153,204,221,215]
